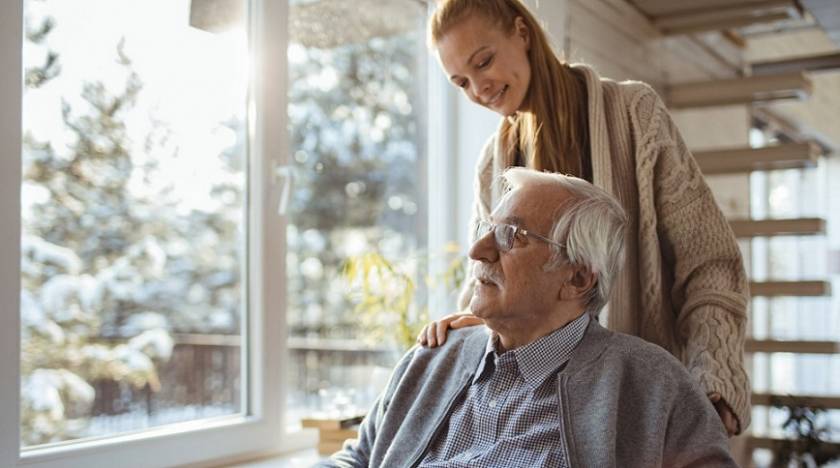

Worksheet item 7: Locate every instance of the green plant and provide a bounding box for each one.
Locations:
[769,398,840,468]
[341,244,464,351]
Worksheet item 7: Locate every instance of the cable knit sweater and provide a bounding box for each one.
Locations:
[457,64,751,432]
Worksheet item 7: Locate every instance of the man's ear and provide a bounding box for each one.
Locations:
[559,266,597,301]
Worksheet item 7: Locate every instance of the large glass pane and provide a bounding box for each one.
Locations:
[21,0,248,447]
[284,0,429,426]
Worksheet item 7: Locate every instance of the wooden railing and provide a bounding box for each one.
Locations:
[90,334,395,419]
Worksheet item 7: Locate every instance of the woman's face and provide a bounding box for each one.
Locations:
[436,15,532,116]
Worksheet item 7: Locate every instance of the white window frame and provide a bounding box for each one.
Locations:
[0,1,308,466]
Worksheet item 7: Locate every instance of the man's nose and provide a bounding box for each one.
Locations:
[468,229,500,263]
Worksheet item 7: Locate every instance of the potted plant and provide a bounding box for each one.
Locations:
[768,397,840,467]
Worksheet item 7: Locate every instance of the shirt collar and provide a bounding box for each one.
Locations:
[473,329,498,383]
[473,313,590,389]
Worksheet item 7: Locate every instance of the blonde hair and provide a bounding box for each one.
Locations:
[429,0,589,177]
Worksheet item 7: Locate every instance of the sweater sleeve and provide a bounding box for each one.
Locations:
[456,134,498,311]
[638,88,751,433]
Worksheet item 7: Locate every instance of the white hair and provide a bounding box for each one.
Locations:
[501,167,627,315]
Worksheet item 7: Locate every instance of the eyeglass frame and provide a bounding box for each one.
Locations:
[475,219,566,252]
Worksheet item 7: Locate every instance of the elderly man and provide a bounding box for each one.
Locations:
[319,168,735,467]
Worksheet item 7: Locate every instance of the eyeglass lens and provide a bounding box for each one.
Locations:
[476,221,515,251]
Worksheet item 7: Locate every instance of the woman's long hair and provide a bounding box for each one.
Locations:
[428,0,589,177]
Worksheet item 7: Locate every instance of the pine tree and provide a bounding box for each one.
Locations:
[20,11,244,443]
[287,34,425,341]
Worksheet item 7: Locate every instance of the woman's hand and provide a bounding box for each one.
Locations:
[708,393,739,437]
[417,312,484,347]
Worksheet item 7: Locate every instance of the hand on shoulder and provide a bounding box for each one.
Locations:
[416,312,484,347]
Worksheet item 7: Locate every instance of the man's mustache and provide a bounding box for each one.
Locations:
[473,264,504,286]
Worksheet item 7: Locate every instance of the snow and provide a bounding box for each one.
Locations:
[80,344,112,363]
[208,309,234,330]
[120,311,170,336]
[39,274,99,322]
[23,370,67,419]
[113,344,156,374]
[57,369,95,404]
[21,235,83,274]
[20,289,45,325]
[128,329,174,361]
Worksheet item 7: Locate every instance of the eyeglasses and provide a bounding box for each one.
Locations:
[475,219,565,252]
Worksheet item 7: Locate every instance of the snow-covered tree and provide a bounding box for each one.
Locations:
[286,34,426,343]
[20,8,242,444]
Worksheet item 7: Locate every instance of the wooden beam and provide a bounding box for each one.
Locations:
[667,72,812,108]
[746,339,840,354]
[750,281,832,297]
[722,30,748,48]
[752,393,840,409]
[631,0,794,18]
[748,436,840,451]
[694,142,821,174]
[729,218,825,237]
[658,11,792,36]
[647,0,799,35]
[752,52,840,75]
[752,107,836,155]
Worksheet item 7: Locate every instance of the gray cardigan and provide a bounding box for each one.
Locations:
[318,320,736,467]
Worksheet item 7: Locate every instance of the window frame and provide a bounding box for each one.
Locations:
[0,0,305,466]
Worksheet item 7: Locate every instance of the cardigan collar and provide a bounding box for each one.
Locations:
[571,63,615,196]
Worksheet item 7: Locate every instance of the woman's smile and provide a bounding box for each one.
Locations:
[486,84,509,107]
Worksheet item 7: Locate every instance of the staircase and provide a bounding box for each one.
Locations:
[668,68,837,466]
[694,143,820,175]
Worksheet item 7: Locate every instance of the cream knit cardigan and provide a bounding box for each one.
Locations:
[457,64,751,431]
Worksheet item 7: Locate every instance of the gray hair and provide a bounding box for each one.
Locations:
[501,167,627,315]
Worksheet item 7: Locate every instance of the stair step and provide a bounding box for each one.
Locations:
[750,281,832,297]
[653,2,798,36]
[752,51,840,75]
[752,393,840,409]
[748,436,840,451]
[667,72,812,109]
[729,218,825,238]
[694,142,821,174]
[628,0,801,36]
[746,339,840,354]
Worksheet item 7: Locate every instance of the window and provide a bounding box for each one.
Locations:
[20,0,249,446]
[283,0,434,426]
[3,0,448,465]
[2,1,291,466]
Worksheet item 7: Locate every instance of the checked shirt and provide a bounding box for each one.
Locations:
[419,313,590,467]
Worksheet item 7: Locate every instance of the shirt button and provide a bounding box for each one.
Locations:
[488,400,497,408]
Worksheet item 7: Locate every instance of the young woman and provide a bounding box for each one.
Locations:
[418,0,749,436]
